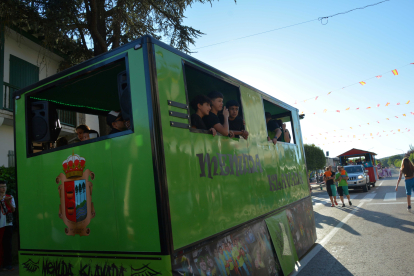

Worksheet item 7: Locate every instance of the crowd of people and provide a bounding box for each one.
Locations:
[190,91,291,143]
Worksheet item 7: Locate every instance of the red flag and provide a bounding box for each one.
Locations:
[376,75,382,78]
[315,96,318,100]
[336,110,340,113]
[397,103,400,105]
[377,104,380,107]
[356,108,360,110]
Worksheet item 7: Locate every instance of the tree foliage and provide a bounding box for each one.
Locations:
[394,159,402,168]
[1,0,229,69]
[304,144,326,172]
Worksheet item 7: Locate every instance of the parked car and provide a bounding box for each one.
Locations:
[343,165,371,192]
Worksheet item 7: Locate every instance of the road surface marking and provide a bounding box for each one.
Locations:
[361,193,376,201]
[379,181,384,186]
[384,192,396,201]
[292,201,364,275]
[367,202,412,205]
[350,195,358,199]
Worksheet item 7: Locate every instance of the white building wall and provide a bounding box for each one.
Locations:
[3,28,62,83]
[0,124,14,167]
[1,28,63,167]
[85,115,100,135]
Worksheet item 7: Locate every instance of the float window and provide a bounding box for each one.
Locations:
[26,57,133,156]
[263,99,295,144]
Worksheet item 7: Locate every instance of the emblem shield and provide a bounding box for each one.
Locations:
[64,180,87,222]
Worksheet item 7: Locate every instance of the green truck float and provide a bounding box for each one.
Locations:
[13,35,316,276]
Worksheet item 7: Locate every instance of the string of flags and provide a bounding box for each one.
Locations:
[294,63,414,105]
[300,100,411,115]
[303,112,414,135]
[311,129,411,146]
[305,128,411,141]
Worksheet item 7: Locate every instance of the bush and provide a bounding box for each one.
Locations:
[0,166,16,197]
[394,159,402,168]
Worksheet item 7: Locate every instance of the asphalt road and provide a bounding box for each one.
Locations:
[294,170,413,276]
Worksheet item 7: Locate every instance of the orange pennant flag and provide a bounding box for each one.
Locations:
[346,107,350,110]
[370,133,372,136]
[350,127,352,129]
[392,69,398,75]
[327,92,332,95]
[367,107,371,109]
[323,109,327,113]
[406,100,410,104]
[403,114,406,116]
[359,81,366,85]
[386,118,389,120]
[353,135,355,138]
[385,102,390,106]
[367,123,370,125]
[398,129,400,132]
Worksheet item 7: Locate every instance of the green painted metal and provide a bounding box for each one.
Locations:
[15,48,161,253]
[153,45,309,250]
[18,251,172,276]
[14,37,313,274]
[265,211,298,276]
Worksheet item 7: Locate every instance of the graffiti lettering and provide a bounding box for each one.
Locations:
[197,153,263,179]
[78,262,127,276]
[42,258,74,276]
[267,172,304,191]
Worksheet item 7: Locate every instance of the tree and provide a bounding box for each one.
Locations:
[409,153,414,164]
[1,0,232,69]
[304,144,326,173]
[394,159,402,168]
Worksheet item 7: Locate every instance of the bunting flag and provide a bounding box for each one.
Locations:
[397,103,400,105]
[323,109,327,113]
[386,102,390,106]
[407,100,411,104]
[367,107,371,109]
[292,63,412,105]
[377,104,380,107]
[315,96,318,100]
[336,110,340,113]
[403,114,406,116]
[346,107,350,110]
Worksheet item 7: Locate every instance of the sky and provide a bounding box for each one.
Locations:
[179,0,414,159]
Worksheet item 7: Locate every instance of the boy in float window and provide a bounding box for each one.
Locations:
[226,100,249,139]
[276,119,291,143]
[335,166,352,207]
[189,95,217,136]
[203,91,234,138]
[265,112,282,145]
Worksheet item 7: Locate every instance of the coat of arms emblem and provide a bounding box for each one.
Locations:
[56,152,95,236]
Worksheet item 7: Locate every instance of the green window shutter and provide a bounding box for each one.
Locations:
[9,55,39,89]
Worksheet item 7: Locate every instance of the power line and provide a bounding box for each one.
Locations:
[191,0,391,51]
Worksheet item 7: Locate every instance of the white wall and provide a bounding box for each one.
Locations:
[3,27,63,83]
[1,28,63,167]
[0,124,14,167]
[85,115,100,135]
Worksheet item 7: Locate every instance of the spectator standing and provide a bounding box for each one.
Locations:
[0,181,15,271]
[324,166,338,207]
[396,158,414,211]
[335,166,352,207]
